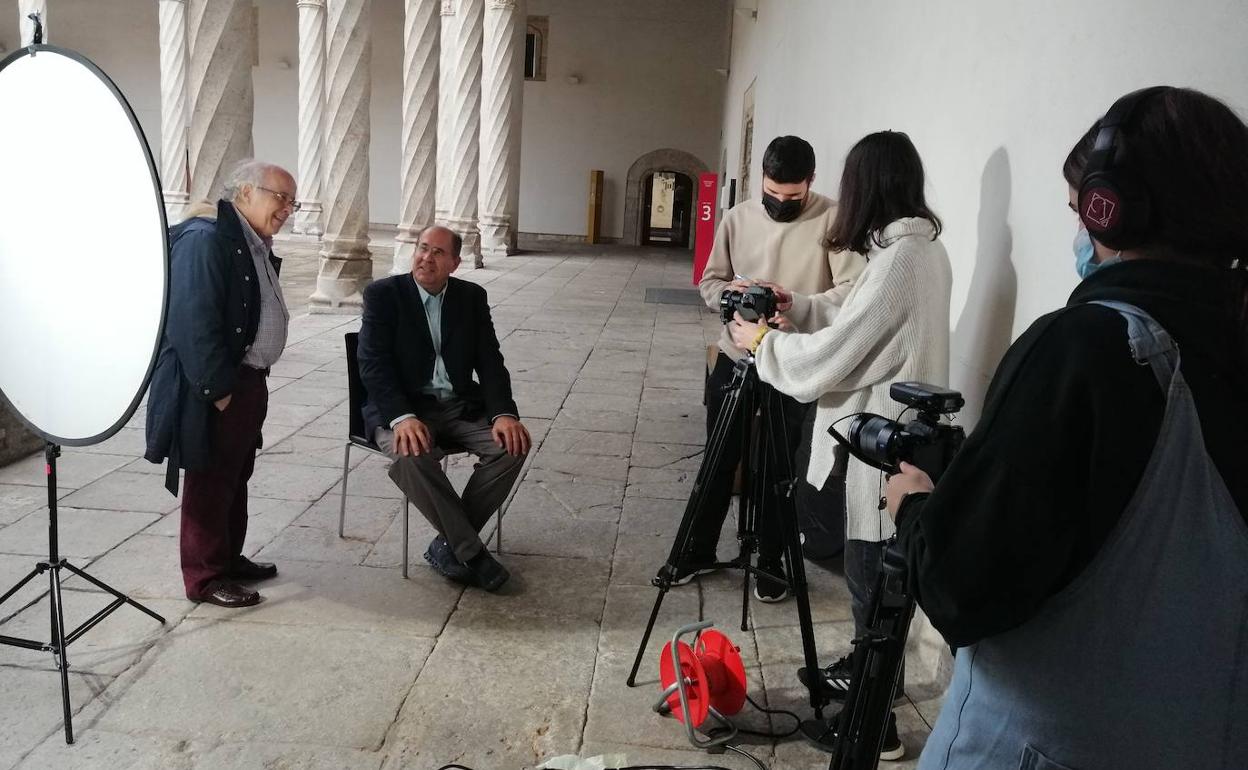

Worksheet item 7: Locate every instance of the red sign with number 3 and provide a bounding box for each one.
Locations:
[693,172,718,285]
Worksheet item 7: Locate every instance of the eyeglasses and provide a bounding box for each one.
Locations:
[257,186,301,212]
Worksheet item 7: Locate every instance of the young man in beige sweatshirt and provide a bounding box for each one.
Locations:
[681,135,865,601]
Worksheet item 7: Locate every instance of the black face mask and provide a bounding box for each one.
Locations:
[762,192,804,222]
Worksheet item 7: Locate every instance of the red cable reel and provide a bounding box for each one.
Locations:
[655,621,748,749]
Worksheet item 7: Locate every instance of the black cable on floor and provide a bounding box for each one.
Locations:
[728,692,802,739]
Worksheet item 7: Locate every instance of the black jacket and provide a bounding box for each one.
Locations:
[895,259,1248,647]
[357,274,517,438]
[144,201,281,492]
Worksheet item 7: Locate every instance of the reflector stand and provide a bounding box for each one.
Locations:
[0,35,171,744]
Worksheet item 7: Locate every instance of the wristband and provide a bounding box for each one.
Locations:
[749,325,771,353]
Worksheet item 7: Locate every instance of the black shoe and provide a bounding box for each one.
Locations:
[799,710,903,761]
[423,536,473,585]
[753,557,789,603]
[665,549,721,586]
[797,653,853,703]
[880,712,904,761]
[227,556,278,581]
[189,580,261,608]
[670,565,721,586]
[466,549,510,592]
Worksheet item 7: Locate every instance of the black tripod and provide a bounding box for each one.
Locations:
[0,443,165,744]
[823,543,915,770]
[626,357,826,719]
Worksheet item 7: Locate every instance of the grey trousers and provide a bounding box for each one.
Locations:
[376,399,524,563]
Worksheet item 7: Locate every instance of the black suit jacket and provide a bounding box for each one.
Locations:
[357,274,518,438]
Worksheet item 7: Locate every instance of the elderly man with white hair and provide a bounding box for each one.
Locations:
[145,160,296,608]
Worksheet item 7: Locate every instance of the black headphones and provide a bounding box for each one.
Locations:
[1077,86,1169,250]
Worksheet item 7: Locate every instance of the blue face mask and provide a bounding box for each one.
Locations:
[1073,227,1122,279]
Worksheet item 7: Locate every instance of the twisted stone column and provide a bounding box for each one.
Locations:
[446,0,483,267]
[311,0,372,311]
[434,0,456,226]
[18,0,47,46]
[158,0,190,221]
[392,0,440,275]
[479,0,524,257]
[293,0,327,237]
[186,0,255,203]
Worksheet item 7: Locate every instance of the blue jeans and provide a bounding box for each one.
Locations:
[845,537,905,696]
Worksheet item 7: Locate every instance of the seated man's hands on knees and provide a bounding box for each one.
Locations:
[393,416,434,457]
[491,415,531,457]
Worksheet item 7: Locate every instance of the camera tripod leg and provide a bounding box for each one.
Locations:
[628,363,754,687]
[761,387,825,720]
[627,585,669,687]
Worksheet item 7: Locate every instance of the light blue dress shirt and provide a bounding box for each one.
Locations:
[387,278,455,430]
[415,281,455,401]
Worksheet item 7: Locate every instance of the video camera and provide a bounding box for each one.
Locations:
[719,285,778,324]
[831,382,965,482]
[812,382,965,769]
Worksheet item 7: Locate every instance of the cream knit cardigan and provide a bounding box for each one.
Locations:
[754,217,952,542]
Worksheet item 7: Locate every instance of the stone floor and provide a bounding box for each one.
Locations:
[0,240,942,770]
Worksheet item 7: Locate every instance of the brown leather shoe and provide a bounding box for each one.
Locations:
[227,557,278,581]
[191,581,261,608]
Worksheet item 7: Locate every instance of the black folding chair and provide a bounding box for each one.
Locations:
[338,332,503,578]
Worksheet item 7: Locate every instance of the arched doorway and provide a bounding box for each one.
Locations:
[623,148,710,246]
[641,171,693,247]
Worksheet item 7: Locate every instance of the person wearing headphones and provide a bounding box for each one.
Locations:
[886,87,1248,768]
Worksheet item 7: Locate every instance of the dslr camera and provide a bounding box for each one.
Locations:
[831,382,965,482]
[719,285,778,324]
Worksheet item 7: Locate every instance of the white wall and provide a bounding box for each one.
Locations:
[520,0,730,238]
[1,0,728,239]
[718,0,1248,423]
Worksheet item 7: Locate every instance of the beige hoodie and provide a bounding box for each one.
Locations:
[699,191,866,359]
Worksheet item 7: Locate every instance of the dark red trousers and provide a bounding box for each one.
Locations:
[180,366,268,598]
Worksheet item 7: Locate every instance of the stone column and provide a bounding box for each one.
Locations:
[392,0,440,276]
[293,0,326,237]
[310,0,372,311]
[158,0,190,221]
[434,0,456,227]
[445,0,484,267]
[479,0,524,257]
[18,0,47,45]
[186,0,255,203]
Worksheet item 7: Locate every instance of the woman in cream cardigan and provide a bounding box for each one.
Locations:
[729,130,951,758]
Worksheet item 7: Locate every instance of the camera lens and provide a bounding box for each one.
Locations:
[847,414,901,469]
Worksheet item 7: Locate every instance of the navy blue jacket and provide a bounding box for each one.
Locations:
[357,274,517,439]
[144,200,281,493]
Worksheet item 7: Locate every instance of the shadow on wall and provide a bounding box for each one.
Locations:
[952,147,1018,423]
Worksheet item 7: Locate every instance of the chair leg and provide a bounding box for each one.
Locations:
[339,443,351,538]
[402,497,409,579]
[495,508,503,555]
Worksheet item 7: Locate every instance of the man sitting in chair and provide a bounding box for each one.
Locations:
[358,225,530,591]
